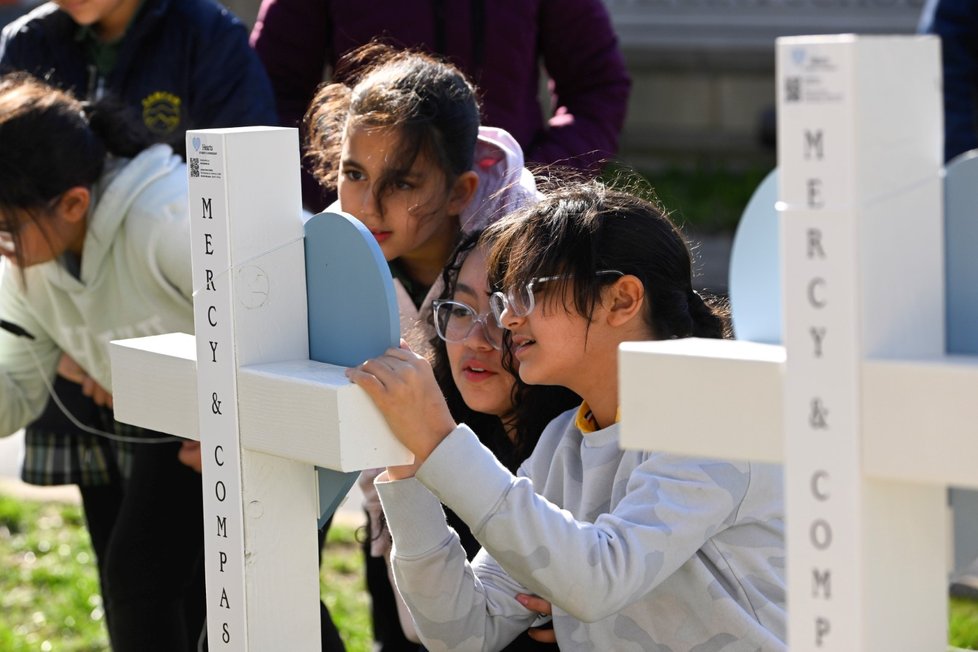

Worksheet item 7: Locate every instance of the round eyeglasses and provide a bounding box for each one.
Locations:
[432,300,503,350]
[489,270,623,327]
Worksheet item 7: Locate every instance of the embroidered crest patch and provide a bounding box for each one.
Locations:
[142,91,182,135]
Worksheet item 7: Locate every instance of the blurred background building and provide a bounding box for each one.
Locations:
[605,0,924,170]
[214,0,925,172]
[0,0,926,176]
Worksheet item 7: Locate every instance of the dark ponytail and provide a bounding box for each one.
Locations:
[687,289,729,339]
[0,73,153,268]
[82,96,153,159]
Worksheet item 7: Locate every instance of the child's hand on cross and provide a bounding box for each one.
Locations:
[347,341,457,465]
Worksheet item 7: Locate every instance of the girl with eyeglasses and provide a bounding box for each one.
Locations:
[348,181,787,651]
[424,229,579,646]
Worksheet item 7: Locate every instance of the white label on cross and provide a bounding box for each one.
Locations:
[784,210,861,648]
[191,139,247,647]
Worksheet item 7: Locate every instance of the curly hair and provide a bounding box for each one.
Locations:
[303,42,480,207]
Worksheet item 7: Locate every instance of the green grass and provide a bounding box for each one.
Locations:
[2,491,978,651]
[0,494,107,651]
[0,492,372,652]
[322,523,372,652]
[952,598,978,649]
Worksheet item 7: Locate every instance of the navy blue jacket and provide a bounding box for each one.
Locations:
[0,0,277,157]
[923,0,978,161]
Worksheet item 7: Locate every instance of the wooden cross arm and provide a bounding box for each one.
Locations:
[110,333,199,440]
[621,340,978,490]
[238,359,412,471]
[863,355,978,489]
[619,339,785,464]
[110,333,413,472]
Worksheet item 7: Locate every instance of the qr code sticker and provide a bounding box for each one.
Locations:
[785,77,801,102]
[190,158,200,178]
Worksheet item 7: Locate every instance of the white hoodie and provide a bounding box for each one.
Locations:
[0,144,193,436]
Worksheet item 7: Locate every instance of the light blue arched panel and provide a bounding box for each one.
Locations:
[304,210,400,527]
[304,210,400,366]
[729,169,781,344]
[945,151,978,355]
[728,152,978,355]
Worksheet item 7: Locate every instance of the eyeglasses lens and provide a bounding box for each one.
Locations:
[435,302,501,350]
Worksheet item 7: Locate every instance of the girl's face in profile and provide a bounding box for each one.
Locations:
[0,194,88,268]
[338,124,461,264]
[446,247,516,418]
[497,277,595,391]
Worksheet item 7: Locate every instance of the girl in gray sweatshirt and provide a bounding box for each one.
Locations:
[349,182,787,651]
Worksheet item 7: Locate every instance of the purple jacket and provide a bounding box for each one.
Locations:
[250,0,631,176]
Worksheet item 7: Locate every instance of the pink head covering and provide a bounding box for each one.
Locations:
[459,126,538,233]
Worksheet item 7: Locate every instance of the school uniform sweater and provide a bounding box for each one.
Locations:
[0,0,276,157]
[377,408,788,652]
[0,144,193,436]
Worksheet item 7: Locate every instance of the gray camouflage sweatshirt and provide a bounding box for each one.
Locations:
[376,407,787,651]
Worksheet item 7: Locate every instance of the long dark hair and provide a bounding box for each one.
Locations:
[429,230,580,471]
[0,73,152,268]
[485,180,730,341]
[304,42,480,209]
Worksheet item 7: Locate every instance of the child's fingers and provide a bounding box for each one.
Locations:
[519,591,557,645]
[526,627,557,644]
[92,383,113,408]
[346,365,389,398]
[363,351,432,389]
[385,346,423,364]
[361,354,417,385]
[348,358,417,399]
[516,593,552,615]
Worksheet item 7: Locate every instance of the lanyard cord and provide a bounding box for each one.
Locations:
[0,321,183,445]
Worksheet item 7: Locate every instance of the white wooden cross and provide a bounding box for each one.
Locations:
[620,35,978,651]
[108,127,412,651]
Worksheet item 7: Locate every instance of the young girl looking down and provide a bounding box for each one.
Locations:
[0,74,203,651]
[430,232,579,477]
[348,182,787,651]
